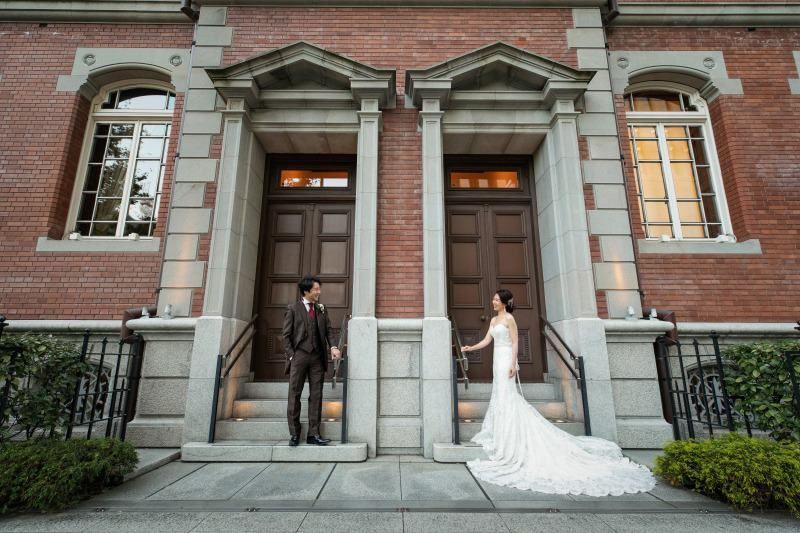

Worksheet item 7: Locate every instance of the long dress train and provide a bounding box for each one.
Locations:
[466,324,656,496]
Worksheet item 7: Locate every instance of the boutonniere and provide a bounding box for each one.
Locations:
[315,303,325,312]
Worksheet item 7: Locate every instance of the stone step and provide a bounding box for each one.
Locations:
[456,382,558,401]
[183,441,367,462]
[215,418,341,441]
[456,400,566,420]
[242,381,343,400]
[457,420,584,441]
[433,442,488,463]
[232,399,342,419]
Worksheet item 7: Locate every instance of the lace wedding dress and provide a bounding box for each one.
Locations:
[467,324,656,496]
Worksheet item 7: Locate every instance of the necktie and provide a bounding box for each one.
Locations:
[308,304,315,320]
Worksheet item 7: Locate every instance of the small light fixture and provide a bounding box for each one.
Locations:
[127,232,140,241]
[162,303,174,320]
[327,418,336,422]
[463,419,473,423]
[659,234,671,242]
[234,418,246,421]
[141,307,150,319]
[554,419,565,423]
[68,232,82,241]
[625,305,637,321]
[649,308,658,320]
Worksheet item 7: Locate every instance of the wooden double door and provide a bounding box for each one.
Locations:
[446,203,544,382]
[252,202,353,381]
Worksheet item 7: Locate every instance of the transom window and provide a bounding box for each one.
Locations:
[279,169,349,188]
[449,170,520,189]
[73,87,175,238]
[625,89,729,240]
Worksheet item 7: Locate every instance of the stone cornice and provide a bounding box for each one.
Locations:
[0,1,194,24]
[196,0,604,6]
[610,2,800,27]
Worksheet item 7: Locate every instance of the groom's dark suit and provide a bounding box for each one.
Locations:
[282,300,337,437]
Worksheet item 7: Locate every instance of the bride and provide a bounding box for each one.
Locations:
[460,290,655,496]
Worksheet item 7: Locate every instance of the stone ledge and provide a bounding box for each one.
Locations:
[182,441,367,462]
[36,236,161,253]
[611,2,800,28]
[676,321,799,337]
[432,442,488,463]
[5,319,122,333]
[638,238,761,255]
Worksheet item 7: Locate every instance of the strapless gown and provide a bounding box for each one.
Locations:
[467,324,656,496]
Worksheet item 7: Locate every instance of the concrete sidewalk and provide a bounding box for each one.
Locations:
[1,450,798,533]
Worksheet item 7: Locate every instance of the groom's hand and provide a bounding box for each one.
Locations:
[331,347,342,359]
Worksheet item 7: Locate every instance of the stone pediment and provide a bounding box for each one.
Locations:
[405,42,595,109]
[206,41,396,109]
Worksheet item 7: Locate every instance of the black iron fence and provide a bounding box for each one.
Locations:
[656,332,800,441]
[0,318,144,442]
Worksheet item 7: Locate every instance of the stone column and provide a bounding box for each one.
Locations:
[347,97,381,456]
[535,100,618,442]
[419,97,453,455]
[182,95,263,445]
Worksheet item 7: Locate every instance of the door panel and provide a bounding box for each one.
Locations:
[253,202,353,381]
[447,203,543,382]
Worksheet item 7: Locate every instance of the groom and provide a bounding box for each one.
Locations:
[282,274,341,446]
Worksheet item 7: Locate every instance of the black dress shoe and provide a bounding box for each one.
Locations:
[306,435,331,445]
[289,435,300,447]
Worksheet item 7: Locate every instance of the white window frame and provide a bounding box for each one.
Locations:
[65,81,175,240]
[625,82,734,241]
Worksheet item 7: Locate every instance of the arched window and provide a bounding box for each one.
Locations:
[625,88,731,240]
[71,86,175,238]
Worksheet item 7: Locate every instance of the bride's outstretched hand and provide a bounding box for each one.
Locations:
[461,346,470,353]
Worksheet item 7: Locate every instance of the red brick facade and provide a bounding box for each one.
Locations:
[0,23,192,319]
[607,26,800,322]
[1,12,798,325]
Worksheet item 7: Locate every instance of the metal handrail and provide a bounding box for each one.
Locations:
[448,316,469,444]
[334,314,351,444]
[208,314,258,443]
[540,315,591,436]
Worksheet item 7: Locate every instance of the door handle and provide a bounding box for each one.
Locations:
[480,315,487,321]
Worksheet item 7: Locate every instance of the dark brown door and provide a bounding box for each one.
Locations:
[446,203,544,382]
[252,202,353,381]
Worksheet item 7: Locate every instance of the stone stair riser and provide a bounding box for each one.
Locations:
[215,420,341,441]
[232,400,342,418]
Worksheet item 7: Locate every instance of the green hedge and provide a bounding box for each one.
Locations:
[655,433,800,515]
[722,339,800,443]
[0,438,138,513]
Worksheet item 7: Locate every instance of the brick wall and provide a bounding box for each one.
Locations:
[0,23,192,320]
[607,26,800,323]
[224,7,576,318]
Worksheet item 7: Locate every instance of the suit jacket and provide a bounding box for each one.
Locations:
[282,300,337,374]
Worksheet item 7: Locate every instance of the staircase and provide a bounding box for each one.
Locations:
[433,381,584,462]
[182,381,367,462]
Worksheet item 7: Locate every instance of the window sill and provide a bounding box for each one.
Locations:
[36,236,161,253]
[637,238,761,255]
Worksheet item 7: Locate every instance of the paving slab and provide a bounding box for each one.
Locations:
[647,477,719,503]
[127,449,181,481]
[192,512,307,533]
[233,463,334,500]
[317,462,401,500]
[88,461,204,503]
[595,512,800,533]
[475,476,576,502]
[297,512,404,532]
[146,463,267,501]
[403,512,511,532]
[501,512,617,533]
[400,463,488,501]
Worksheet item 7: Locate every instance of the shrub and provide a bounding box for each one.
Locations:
[655,433,800,515]
[722,339,800,443]
[0,437,138,513]
[0,333,93,444]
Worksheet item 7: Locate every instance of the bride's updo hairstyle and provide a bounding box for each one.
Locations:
[496,289,515,314]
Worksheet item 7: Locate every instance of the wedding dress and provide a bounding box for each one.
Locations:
[467,323,656,496]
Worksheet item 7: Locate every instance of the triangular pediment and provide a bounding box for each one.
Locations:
[406,42,595,109]
[207,41,396,109]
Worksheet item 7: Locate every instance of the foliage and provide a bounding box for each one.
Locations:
[655,433,800,515]
[0,333,93,444]
[722,339,800,443]
[0,438,138,513]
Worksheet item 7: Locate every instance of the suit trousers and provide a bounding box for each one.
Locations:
[286,347,325,437]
